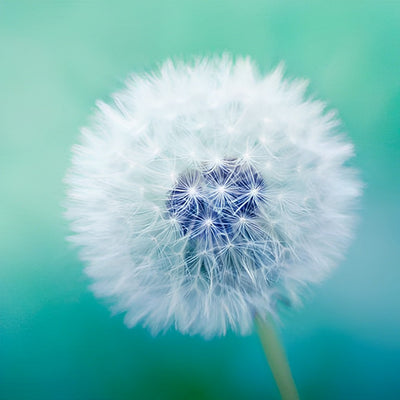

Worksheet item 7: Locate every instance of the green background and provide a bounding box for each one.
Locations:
[1,1,399,399]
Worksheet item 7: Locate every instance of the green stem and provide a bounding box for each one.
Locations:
[255,315,299,400]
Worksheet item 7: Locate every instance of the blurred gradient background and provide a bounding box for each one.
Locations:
[1,1,399,399]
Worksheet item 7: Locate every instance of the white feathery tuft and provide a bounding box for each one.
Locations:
[65,55,362,337]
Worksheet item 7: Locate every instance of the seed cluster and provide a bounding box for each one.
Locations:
[166,159,266,246]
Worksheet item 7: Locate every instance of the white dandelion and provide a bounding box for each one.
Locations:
[65,55,361,340]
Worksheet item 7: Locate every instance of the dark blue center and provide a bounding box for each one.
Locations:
[166,159,266,245]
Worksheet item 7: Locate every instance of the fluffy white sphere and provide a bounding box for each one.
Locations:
[65,55,361,337]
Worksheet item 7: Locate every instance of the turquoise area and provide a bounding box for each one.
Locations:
[1,1,399,399]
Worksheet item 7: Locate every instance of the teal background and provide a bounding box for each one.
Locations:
[1,1,399,399]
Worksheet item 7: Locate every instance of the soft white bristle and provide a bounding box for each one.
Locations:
[65,55,362,337]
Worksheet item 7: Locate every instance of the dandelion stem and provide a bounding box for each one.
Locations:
[255,315,299,400]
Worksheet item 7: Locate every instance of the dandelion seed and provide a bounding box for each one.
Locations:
[65,55,361,339]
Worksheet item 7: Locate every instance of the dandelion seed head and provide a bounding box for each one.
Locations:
[65,55,362,337]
